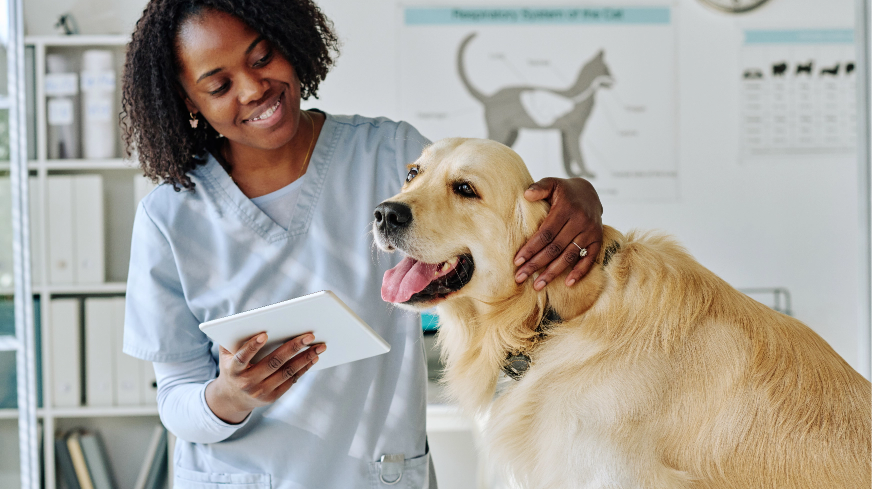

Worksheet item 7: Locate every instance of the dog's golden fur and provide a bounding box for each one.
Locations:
[376,138,871,488]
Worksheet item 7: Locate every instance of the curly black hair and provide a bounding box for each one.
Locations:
[121,0,340,190]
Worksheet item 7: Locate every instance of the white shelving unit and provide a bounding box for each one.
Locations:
[0,34,169,489]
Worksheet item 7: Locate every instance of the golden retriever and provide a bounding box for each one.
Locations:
[373,138,871,489]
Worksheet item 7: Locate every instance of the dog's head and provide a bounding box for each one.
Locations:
[374,138,548,311]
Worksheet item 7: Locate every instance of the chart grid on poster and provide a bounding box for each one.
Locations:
[740,29,857,159]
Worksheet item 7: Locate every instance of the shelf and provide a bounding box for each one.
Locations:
[0,406,159,419]
[0,409,19,419]
[0,335,18,352]
[25,35,129,47]
[50,405,159,418]
[1,405,461,423]
[39,159,139,171]
[2,160,140,172]
[0,282,127,296]
[0,408,45,420]
[42,282,127,295]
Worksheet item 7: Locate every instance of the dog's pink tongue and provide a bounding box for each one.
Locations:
[382,257,440,303]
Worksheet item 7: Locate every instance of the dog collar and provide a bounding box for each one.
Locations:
[501,308,560,381]
[501,243,621,381]
[502,353,533,381]
[602,241,621,267]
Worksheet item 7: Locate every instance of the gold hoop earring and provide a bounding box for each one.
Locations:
[189,112,199,129]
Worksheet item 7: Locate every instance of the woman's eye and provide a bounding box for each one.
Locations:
[254,50,273,67]
[453,182,477,198]
[406,167,419,183]
[209,83,229,96]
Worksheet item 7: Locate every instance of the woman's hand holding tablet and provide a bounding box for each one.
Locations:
[198,291,392,423]
[205,332,325,424]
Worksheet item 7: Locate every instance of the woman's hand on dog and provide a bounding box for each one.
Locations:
[205,332,326,424]
[513,177,603,290]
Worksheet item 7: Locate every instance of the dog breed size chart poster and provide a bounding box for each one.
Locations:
[398,6,678,202]
[740,29,857,159]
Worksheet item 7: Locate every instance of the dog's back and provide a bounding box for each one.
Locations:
[483,229,871,488]
[657,277,870,487]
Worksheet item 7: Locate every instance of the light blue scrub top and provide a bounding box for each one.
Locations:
[123,114,432,488]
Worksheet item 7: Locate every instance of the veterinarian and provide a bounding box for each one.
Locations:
[120,0,604,487]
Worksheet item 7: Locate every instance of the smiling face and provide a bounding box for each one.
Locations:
[374,138,547,310]
[175,8,302,150]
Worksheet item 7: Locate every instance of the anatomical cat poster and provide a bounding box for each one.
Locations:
[397,6,678,202]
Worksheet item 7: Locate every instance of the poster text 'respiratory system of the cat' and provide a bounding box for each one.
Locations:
[398,6,678,201]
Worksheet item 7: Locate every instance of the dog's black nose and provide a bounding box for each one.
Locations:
[374,202,413,234]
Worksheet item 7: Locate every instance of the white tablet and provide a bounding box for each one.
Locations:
[198,290,391,371]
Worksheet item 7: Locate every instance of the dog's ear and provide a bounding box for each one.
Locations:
[510,196,549,248]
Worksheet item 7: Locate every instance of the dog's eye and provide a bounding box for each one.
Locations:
[406,167,419,183]
[453,182,478,198]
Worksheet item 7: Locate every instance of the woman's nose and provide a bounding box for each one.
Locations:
[237,69,269,105]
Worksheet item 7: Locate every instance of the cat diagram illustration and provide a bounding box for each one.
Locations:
[457,32,614,178]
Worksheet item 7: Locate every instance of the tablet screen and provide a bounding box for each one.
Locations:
[199,291,391,370]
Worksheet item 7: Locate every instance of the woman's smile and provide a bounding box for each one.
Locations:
[244,90,285,127]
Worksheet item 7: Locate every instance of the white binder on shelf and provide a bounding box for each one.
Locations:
[51,298,81,407]
[113,296,142,405]
[47,176,76,284]
[29,176,43,285]
[85,298,115,407]
[73,175,105,284]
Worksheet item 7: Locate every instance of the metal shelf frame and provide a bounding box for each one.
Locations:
[7,32,157,489]
[8,0,40,487]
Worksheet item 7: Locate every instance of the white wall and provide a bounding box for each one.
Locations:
[24,0,866,377]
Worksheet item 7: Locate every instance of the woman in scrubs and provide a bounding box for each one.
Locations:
[120,0,604,487]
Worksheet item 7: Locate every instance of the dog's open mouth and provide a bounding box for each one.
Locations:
[381,254,475,304]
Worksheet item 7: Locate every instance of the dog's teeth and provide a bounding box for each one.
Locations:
[435,257,459,275]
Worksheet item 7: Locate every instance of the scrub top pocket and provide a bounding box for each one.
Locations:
[368,449,433,489]
[174,466,271,489]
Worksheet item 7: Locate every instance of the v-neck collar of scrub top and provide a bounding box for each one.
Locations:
[193,112,339,244]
